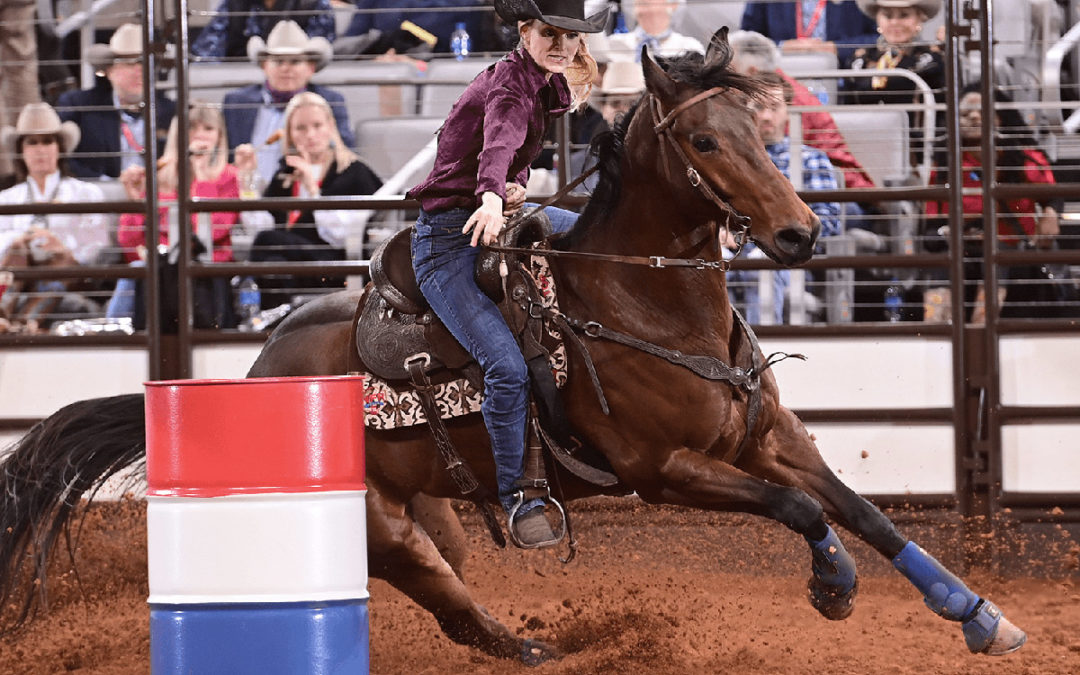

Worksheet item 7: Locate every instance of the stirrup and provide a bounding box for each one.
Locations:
[507,485,567,549]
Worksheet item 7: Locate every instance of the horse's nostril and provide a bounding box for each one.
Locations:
[776,227,810,251]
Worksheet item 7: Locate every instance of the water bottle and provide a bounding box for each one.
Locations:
[233,276,261,330]
[613,4,628,34]
[451,22,470,61]
[805,80,829,105]
[884,282,902,323]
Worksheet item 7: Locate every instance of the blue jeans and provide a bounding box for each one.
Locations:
[522,202,578,235]
[412,205,577,513]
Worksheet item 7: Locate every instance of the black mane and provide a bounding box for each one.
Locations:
[557,43,764,250]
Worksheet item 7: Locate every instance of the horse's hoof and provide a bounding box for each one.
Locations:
[807,575,858,621]
[963,601,1027,655]
[521,638,561,666]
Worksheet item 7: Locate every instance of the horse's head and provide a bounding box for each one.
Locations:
[636,28,821,266]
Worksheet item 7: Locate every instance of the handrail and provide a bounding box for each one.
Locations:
[787,67,936,185]
[1042,20,1080,130]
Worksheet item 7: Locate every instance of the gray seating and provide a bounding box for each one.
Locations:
[355,116,443,185]
[781,52,839,106]
[828,108,911,188]
[179,61,259,105]
[419,57,498,118]
[312,61,418,122]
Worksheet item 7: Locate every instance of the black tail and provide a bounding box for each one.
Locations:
[0,393,147,633]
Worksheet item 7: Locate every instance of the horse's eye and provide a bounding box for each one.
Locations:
[692,136,718,153]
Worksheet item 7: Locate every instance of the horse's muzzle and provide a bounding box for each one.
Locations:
[770,220,820,266]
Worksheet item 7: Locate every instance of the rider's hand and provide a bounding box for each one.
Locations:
[503,182,526,216]
[464,191,506,247]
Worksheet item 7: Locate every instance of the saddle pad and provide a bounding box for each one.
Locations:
[363,253,567,429]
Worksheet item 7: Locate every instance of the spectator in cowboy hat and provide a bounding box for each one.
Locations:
[596,60,645,126]
[191,0,336,60]
[0,102,109,332]
[841,0,944,165]
[54,23,176,180]
[224,20,354,187]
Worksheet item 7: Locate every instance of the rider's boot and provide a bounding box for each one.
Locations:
[510,505,559,548]
[893,541,1027,655]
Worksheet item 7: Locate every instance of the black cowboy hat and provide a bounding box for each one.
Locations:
[494,0,609,33]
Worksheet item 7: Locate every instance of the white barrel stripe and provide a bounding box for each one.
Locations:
[148,491,368,604]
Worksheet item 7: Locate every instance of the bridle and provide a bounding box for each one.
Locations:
[650,86,752,258]
[490,85,752,270]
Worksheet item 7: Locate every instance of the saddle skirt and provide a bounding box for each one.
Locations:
[355,227,568,430]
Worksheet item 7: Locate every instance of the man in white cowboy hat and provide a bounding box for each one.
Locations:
[596,60,645,126]
[55,23,176,180]
[0,102,109,330]
[223,20,353,187]
[191,0,336,59]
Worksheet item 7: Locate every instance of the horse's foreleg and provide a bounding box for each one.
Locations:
[366,484,557,666]
[408,494,468,582]
[745,407,1026,656]
[640,446,857,618]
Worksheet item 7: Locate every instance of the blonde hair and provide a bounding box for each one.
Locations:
[281,91,358,170]
[520,20,599,112]
[158,102,229,193]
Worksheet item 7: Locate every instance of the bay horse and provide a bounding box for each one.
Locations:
[0,31,1024,664]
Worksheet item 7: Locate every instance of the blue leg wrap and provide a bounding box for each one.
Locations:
[892,541,980,621]
[805,525,856,592]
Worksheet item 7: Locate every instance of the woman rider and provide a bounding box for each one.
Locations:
[407,0,608,547]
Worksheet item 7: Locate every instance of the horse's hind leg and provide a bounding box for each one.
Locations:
[744,407,1026,656]
[366,484,556,666]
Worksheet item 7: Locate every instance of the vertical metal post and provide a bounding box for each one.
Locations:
[175,0,194,378]
[943,0,970,518]
[142,6,164,380]
[977,0,1004,539]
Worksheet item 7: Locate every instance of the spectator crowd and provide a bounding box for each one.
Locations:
[0,0,1075,333]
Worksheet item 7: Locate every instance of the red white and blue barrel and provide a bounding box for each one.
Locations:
[144,376,368,673]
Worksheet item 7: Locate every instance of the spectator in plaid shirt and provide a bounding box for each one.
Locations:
[725,71,841,323]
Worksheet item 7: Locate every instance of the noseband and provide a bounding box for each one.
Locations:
[651,87,752,256]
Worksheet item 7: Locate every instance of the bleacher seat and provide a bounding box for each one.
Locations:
[829,108,910,188]
[419,58,498,118]
[180,61,258,105]
[312,61,418,122]
[355,116,443,185]
[781,52,839,106]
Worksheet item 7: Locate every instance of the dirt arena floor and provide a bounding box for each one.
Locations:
[1,496,1078,675]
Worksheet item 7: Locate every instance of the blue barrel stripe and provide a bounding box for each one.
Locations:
[150,599,369,674]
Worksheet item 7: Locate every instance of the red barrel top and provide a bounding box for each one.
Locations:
[145,376,366,497]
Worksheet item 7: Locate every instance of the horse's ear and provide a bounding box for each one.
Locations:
[705,26,730,68]
[641,47,677,100]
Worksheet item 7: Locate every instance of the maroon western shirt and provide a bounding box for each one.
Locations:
[408,47,572,213]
